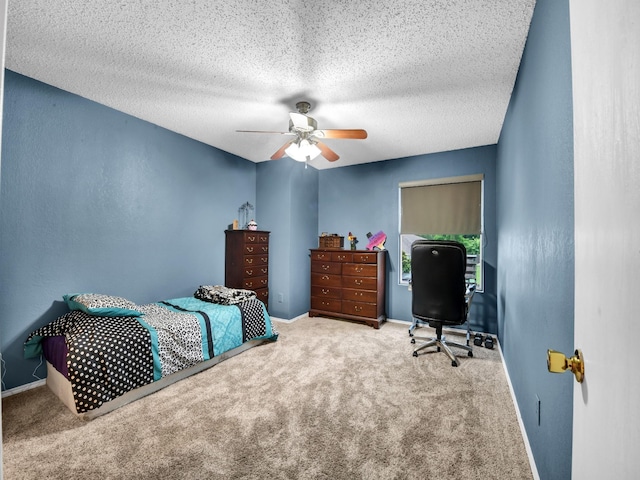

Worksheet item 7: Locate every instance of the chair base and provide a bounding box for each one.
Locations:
[410,320,473,366]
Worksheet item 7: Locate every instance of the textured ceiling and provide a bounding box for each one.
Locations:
[5,0,535,169]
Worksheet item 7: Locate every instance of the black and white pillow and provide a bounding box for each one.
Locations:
[63,293,143,317]
[194,285,257,305]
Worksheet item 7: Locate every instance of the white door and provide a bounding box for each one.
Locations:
[571,1,640,478]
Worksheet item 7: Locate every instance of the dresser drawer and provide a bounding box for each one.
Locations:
[311,297,342,313]
[244,232,269,244]
[244,243,269,255]
[243,276,268,290]
[243,255,269,266]
[342,300,378,318]
[311,285,341,299]
[342,276,378,289]
[353,252,378,263]
[311,273,342,287]
[311,250,333,261]
[255,288,269,304]
[311,261,341,275]
[342,263,377,277]
[244,266,268,277]
[332,252,352,262]
[342,288,377,303]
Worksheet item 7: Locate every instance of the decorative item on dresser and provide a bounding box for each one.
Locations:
[309,249,386,328]
[225,230,270,310]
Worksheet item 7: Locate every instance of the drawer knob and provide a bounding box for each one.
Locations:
[321,275,329,280]
[246,258,253,264]
[322,264,330,270]
[355,279,362,285]
[246,246,254,253]
[322,289,329,295]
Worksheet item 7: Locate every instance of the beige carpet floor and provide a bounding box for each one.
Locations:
[2,316,533,479]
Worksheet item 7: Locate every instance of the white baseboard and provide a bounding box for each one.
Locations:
[2,378,46,398]
[270,312,308,324]
[497,342,540,480]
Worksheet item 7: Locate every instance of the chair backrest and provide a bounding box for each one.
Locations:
[411,240,468,325]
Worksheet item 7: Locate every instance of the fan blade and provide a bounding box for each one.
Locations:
[314,129,368,140]
[316,141,340,162]
[271,141,293,160]
[236,130,293,135]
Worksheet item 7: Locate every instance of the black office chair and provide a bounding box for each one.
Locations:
[408,240,475,366]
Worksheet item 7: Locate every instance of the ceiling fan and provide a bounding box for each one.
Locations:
[236,101,367,163]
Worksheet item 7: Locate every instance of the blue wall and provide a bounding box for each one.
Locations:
[256,158,318,319]
[497,1,574,479]
[317,147,497,332]
[1,6,577,477]
[0,71,257,389]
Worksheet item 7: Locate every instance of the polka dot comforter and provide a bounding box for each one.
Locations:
[24,297,278,413]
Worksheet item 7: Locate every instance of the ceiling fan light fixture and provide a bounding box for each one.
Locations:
[285,138,321,162]
[238,100,366,163]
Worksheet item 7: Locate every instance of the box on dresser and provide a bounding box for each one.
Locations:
[309,248,386,328]
[225,230,270,310]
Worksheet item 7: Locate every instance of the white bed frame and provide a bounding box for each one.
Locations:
[46,338,267,420]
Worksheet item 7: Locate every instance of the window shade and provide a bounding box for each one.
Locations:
[400,177,482,235]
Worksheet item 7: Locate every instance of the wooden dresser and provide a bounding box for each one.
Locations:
[309,249,386,328]
[225,230,270,310]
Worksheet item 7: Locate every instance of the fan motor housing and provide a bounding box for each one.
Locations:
[295,101,311,114]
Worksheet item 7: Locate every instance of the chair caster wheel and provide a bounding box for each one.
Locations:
[411,338,415,344]
[468,351,473,357]
[413,351,418,357]
[409,331,413,337]
[437,347,441,352]
[451,361,458,367]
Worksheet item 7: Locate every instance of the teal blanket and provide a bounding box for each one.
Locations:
[150,297,278,379]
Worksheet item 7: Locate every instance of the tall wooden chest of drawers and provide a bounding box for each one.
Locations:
[225,230,270,310]
[309,249,386,328]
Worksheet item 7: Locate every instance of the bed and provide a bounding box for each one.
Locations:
[24,287,278,419]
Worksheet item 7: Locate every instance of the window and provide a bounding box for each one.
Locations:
[399,175,484,291]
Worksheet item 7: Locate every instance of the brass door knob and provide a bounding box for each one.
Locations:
[547,349,585,383]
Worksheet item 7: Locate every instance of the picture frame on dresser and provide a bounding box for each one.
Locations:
[309,248,386,328]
